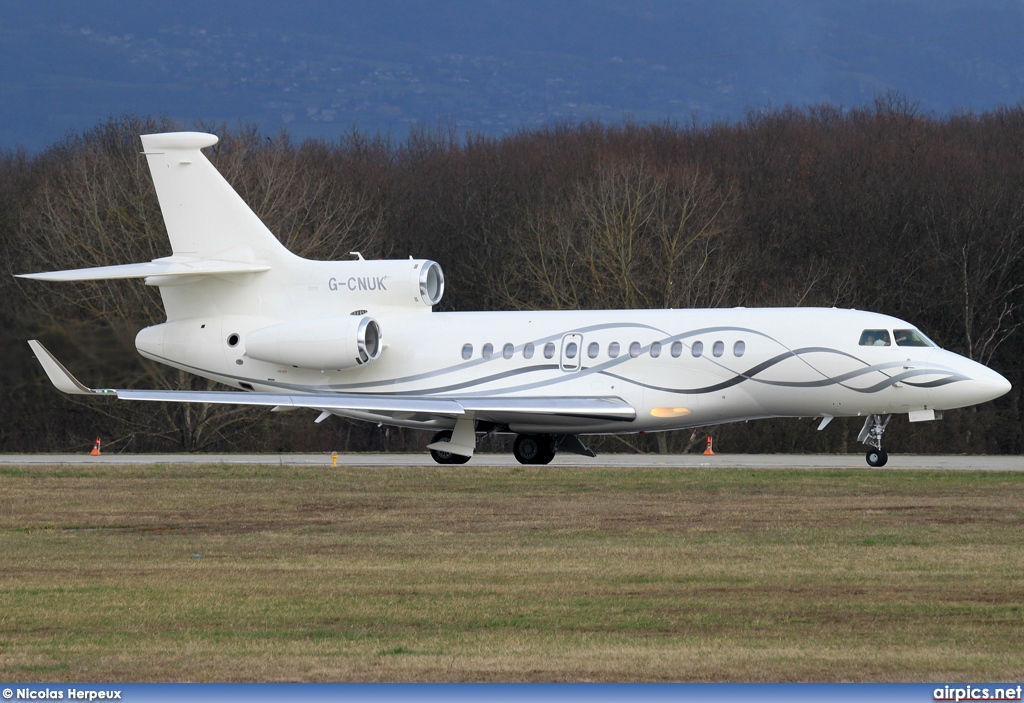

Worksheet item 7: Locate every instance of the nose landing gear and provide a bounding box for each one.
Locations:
[865,447,888,467]
[858,414,892,467]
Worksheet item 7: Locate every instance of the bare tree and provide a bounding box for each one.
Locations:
[205,126,389,260]
[923,192,1024,365]
[502,156,740,311]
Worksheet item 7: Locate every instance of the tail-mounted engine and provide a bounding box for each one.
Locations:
[323,258,444,309]
[417,260,444,306]
[246,315,382,370]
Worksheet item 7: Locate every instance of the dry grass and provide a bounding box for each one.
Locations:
[0,463,1022,681]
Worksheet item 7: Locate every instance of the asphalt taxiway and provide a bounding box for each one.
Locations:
[0,453,1021,470]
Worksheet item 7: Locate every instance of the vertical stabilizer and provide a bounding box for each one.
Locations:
[140,132,298,264]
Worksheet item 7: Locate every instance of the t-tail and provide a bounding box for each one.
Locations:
[18,132,445,371]
[140,133,299,264]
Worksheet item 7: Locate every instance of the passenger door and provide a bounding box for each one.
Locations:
[560,333,583,372]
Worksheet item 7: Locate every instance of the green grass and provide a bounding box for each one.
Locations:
[0,463,1022,681]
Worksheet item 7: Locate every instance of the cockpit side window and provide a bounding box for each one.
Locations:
[858,329,891,347]
[894,329,935,347]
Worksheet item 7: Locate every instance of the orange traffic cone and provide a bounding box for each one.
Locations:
[703,436,714,455]
[90,436,101,456]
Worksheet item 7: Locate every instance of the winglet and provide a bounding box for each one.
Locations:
[27,340,108,395]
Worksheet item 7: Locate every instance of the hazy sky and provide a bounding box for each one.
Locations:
[2,1,1023,150]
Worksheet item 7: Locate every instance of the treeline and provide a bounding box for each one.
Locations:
[1,94,1022,455]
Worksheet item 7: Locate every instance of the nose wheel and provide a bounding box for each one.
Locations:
[858,414,892,467]
[865,448,888,467]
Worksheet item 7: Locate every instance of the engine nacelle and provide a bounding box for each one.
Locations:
[246,316,382,370]
[417,259,445,306]
[321,258,444,309]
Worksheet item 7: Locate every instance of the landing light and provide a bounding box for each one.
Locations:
[650,407,692,418]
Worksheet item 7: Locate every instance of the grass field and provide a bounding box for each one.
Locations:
[0,462,1022,682]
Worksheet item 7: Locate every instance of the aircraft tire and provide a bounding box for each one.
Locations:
[513,434,556,465]
[536,435,556,465]
[429,430,470,465]
[865,449,888,467]
[512,434,541,464]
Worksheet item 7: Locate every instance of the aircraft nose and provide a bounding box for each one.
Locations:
[927,351,1011,409]
[978,367,1012,402]
[950,357,1011,406]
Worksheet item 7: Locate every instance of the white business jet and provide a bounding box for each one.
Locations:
[19,132,1011,466]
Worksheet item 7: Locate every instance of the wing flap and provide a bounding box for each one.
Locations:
[460,396,635,422]
[116,388,466,416]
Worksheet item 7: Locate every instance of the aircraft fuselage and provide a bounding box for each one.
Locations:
[134,306,1008,436]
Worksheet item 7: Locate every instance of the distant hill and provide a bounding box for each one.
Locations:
[2,0,1023,150]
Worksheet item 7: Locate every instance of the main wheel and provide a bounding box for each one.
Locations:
[865,449,888,467]
[513,434,555,465]
[429,430,470,465]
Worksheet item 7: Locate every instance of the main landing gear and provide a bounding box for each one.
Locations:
[428,429,470,464]
[511,434,596,465]
[512,434,556,465]
[858,414,892,467]
[427,429,595,465]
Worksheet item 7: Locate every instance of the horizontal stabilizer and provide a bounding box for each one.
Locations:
[17,258,270,282]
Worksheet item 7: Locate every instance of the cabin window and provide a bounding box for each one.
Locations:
[523,342,535,359]
[894,329,934,347]
[629,342,641,358]
[691,341,703,358]
[713,341,725,357]
[588,342,600,359]
[671,341,683,358]
[859,329,891,347]
[565,342,578,359]
[608,342,620,358]
[502,343,514,359]
[461,343,473,360]
[543,342,556,359]
[482,343,494,359]
[650,341,662,358]
[734,340,746,357]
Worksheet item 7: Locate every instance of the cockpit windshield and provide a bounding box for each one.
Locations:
[858,329,891,346]
[894,329,935,347]
[859,328,936,347]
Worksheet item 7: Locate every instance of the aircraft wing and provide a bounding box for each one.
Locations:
[27,340,636,424]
